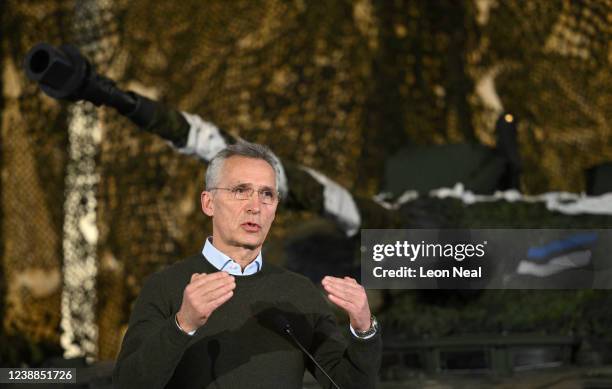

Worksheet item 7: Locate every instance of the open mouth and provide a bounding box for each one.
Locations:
[241,222,261,232]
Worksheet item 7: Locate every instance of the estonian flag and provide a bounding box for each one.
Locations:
[516,232,597,278]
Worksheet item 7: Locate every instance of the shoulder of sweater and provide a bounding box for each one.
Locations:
[143,254,208,285]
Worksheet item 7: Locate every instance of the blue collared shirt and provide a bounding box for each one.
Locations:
[202,237,262,276]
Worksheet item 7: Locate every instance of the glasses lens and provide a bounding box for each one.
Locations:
[230,186,277,204]
[260,190,277,204]
[232,187,252,200]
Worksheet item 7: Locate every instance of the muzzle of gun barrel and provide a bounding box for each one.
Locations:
[24,42,161,128]
[24,43,89,101]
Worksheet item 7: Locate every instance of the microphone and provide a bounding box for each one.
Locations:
[273,314,341,389]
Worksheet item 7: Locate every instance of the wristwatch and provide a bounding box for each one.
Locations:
[354,315,379,338]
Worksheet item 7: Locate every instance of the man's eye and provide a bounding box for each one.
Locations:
[261,190,274,199]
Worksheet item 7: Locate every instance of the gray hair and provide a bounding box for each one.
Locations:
[205,141,283,193]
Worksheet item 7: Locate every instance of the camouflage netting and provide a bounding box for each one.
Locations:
[1,0,610,364]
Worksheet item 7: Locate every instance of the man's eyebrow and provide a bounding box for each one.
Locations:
[231,182,275,191]
[232,182,252,188]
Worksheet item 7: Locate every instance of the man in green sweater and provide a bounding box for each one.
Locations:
[113,141,381,388]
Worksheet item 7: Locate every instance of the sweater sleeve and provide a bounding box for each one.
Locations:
[113,272,192,389]
[307,283,382,389]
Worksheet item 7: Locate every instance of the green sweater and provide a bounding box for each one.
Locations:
[113,254,382,388]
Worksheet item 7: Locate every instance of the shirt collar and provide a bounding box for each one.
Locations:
[202,237,263,276]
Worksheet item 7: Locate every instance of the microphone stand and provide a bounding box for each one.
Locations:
[281,323,341,389]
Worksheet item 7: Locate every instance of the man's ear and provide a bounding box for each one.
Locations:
[201,191,214,217]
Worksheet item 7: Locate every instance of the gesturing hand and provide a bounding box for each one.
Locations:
[176,272,236,333]
[321,276,372,332]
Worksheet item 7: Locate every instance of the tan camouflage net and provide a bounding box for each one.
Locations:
[1,0,610,361]
[1,0,72,355]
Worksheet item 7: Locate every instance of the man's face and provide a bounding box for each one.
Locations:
[201,156,278,252]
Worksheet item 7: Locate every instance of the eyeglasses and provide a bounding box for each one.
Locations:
[209,185,280,205]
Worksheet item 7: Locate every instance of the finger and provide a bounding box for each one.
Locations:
[195,276,236,297]
[327,293,355,312]
[322,277,363,294]
[196,271,231,283]
[322,275,342,283]
[186,276,234,300]
[324,281,368,310]
[323,282,361,302]
[344,276,358,284]
[193,273,210,283]
[205,290,234,313]
[189,271,233,288]
[190,273,201,282]
[323,276,360,289]
[199,280,236,301]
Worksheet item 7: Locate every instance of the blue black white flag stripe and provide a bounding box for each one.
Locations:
[516,232,597,278]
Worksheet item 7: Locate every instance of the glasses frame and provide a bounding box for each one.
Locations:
[208,185,280,205]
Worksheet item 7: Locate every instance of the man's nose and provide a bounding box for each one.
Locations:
[245,192,261,212]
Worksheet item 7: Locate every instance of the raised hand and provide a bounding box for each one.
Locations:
[176,272,236,333]
[321,276,371,332]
